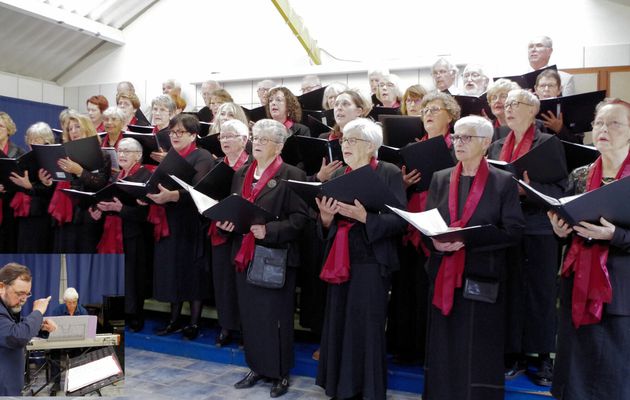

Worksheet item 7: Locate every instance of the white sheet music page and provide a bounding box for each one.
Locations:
[66,355,121,392]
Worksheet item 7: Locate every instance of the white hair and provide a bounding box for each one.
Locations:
[102,106,126,122]
[454,116,494,138]
[221,119,249,138]
[63,287,79,301]
[253,119,289,143]
[118,137,143,153]
[343,118,383,158]
[507,89,540,114]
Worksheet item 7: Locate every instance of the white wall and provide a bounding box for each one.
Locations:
[0,71,64,105]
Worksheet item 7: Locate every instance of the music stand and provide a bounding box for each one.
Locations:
[65,346,123,396]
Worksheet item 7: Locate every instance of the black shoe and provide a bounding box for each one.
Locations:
[505,360,527,380]
[270,377,289,398]
[182,324,199,340]
[215,329,232,347]
[234,370,264,389]
[156,321,183,336]
[529,358,553,387]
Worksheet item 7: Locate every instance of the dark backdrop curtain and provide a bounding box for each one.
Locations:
[65,254,124,305]
[0,95,66,148]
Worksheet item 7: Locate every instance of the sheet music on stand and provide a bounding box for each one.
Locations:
[65,346,123,396]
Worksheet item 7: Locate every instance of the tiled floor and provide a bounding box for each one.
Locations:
[125,347,420,399]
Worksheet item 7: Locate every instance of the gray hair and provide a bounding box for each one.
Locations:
[454,116,494,138]
[432,57,458,74]
[221,119,249,138]
[63,287,79,301]
[252,119,289,144]
[257,79,277,89]
[201,80,221,90]
[507,89,540,114]
[343,118,383,158]
[379,74,403,102]
[163,78,181,89]
[25,122,54,145]
[322,82,349,109]
[151,95,176,114]
[367,68,390,78]
[420,91,462,121]
[118,137,143,153]
[530,35,553,48]
[102,106,126,122]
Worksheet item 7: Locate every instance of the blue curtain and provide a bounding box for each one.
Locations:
[65,254,124,306]
[0,95,66,149]
[0,254,61,316]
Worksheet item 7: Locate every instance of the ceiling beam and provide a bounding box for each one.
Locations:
[271,0,321,65]
[0,0,125,46]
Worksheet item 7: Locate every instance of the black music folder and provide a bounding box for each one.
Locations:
[297,86,327,111]
[516,176,630,227]
[379,115,425,148]
[193,161,235,201]
[52,128,63,144]
[199,121,212,137]
[281,134,303,167]
[242,106,267,123]
[454,93,492,118]
[294,136,343,176]
[399,136,455,192]
[31,135,103,181]
[487,136,567,183]
[196,134,225,158]
[387,206,513,247]
[369,106,401,121]
[537,90,606,133]
[286,164,404,212]
[494,65,557,90]
[127,124,154,134]
[378,145,403,166]
[304,112,333,138]
[61,183,136,207]
[0,151,38,188]
[114,180,152,201]
[562,141,599,172]
[202,194,277,234]
[146,148,197,192]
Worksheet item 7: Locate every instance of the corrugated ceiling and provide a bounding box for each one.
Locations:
[0,0,157,81]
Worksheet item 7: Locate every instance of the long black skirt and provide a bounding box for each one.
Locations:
[16,216,53,253]
[211,242,240,330]
[552,282,630,399]
[52,221,102,253]
[125,234,148,315]
[424,286,505,400]
[236,267,296,379]
[316,263,390,400]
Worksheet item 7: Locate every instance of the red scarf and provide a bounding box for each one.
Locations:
[498,124,535,162]
[177,142,198,158]
[96,163,142,253]
[2,142,9,155]
[561,154,630,327]
[421,132,453,149]
[402,191,430,256]
[102,132,123,149]
[209,153,249,245]
[10,192,31,217]
[234,156,284,271]
[283,119,294,130]
[432,158,490,316]
[48,181,74,224]
[129,116,138,126]
[96,122,105,132]
[320,158,379,284]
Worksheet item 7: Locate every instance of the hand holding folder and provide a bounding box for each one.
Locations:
[31,136,103,181]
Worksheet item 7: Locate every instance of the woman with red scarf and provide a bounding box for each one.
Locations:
[38,110,111,253]
[423,116,524,400]
[89,138,151,332]
[7,122,55,252]
[146,114,214,340]
[266,86,310,168]
[217,119,308,398]
[209,119,251,347]
[86,95,108,132]
[487,89,568,385]
[315,118,407,400]
[549,99,630,400]
[0,112,26,252]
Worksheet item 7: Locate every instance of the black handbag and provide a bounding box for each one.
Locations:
[246,245,288,289]
[462,277,499,304]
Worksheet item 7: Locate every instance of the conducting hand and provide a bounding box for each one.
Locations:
[33,296,51,315]
[41,318,57,333]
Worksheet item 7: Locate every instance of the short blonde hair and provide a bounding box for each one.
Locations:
[62,110,98,143]
[0,112,17,136]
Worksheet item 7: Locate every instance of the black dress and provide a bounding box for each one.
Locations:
[316,162,407,400]
[551,165,630,400]
[52,153,111,253]
[14,180,54,253]
[229,162,309,379]
[153,148,214,302]
[487,128,568,356]
[0,141,26,253]
[423,166,524,400]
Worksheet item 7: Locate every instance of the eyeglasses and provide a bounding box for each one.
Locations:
[257,87,270,93]
[7,285,32,299]
[169,129,190,138]
[117,149,141,155]
[432,69,451,77]
[450,134,486,144]
[421,106,444,116]
[378,82,395,89]
[504,101,534,109]
[488,93,508,104]
[591,120,630,130]
[218,134,242,141]
[340,137,370,146]
[251,136,279,145]
[301,85,320,93]
[405,97,422,105]
[537,83,558,89]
